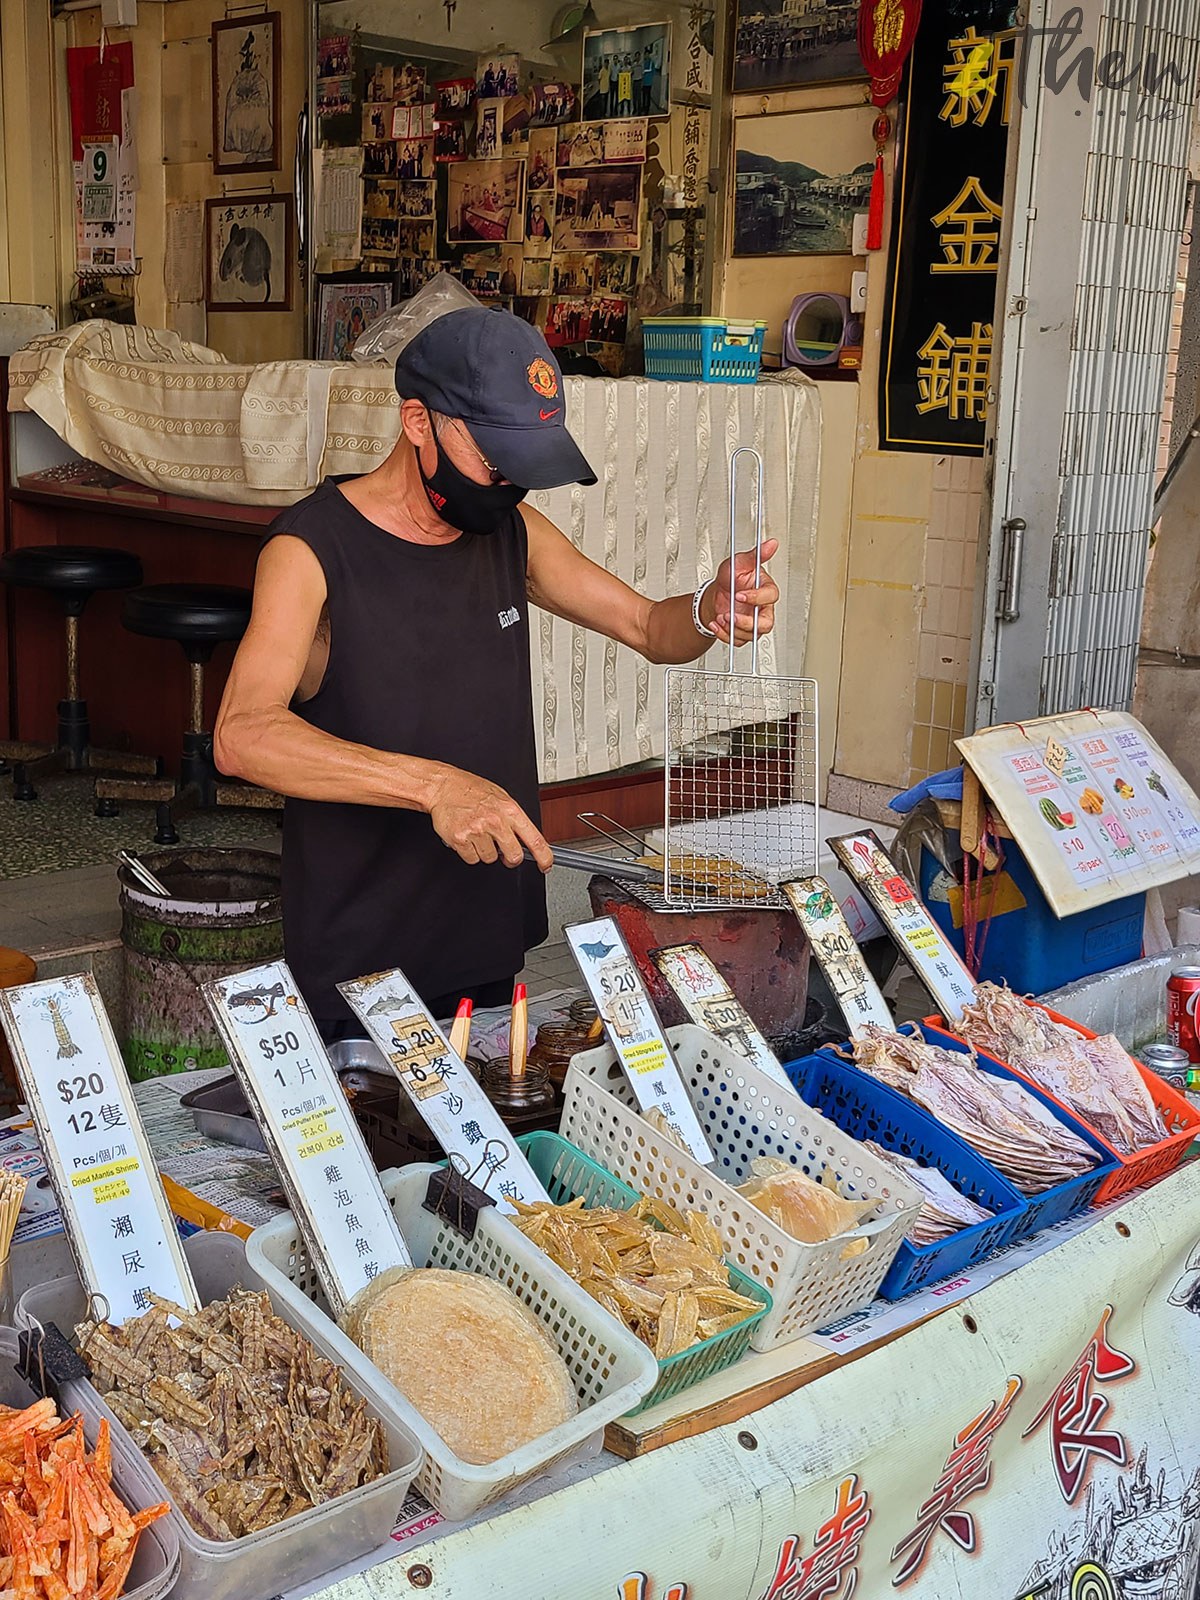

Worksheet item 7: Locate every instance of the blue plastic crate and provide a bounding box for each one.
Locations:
[918,836,1144,994]
[784,1048,1028,1300]
[642,317,766,383]
[915,1023,1120,1239]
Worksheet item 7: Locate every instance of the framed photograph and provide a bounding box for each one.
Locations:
[527,127,556,192]
[525,189,554,257]
[395,138,433,179]
[446,158,525,243]
[316,279,392,360]
[363,103,392,143]
[521,256,550,294]
[393,62,427,105]
[397,219,436,257]
[396,179,436,220]
[363,140,397,176]
[435,78,476,119]
[560,119,647,167]
[529,81,577,126]
[206,194,292,309]
[595,251,634,294]
[551,252,595,296]
[477,52,520,98]
[554,166,641,251]
[582,23,670,121]
[476,100,503,160]
[731,0,867,93]
[732,107,875,256]
[211,13,280,174]
[435,121,467,163]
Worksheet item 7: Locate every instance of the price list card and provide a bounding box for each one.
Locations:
[652,942,793,1090]
[0,973,197,1323]
[782,878,895,1039]
[339,967,549,1214]
[567,917,714,1163]
[205,960,412,1314]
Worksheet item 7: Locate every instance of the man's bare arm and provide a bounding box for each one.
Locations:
[521,504,778,664]
[214,536,552,868]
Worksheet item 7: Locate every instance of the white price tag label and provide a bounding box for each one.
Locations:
[830,836,977,1025]
[338,969,549,1213]
[566,918,714,1163]
[0,974,197,1323]
[205,961,412,1313]
[652,943,793,1089]
[782,878,895,1039]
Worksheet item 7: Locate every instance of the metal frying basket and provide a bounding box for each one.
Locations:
[663,446,818,911]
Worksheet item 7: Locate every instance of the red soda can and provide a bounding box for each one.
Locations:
[1167,965,1200,1064]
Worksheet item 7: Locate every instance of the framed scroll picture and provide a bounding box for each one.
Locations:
[206,195,293,310]
[212,12,281,174]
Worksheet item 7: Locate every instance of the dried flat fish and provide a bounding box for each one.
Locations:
[845,1026,1098,1196]
[512,1194,759,1357]
[958,984,1166,1155]
[862,1140,993,1246]
[76,1287,387,1542]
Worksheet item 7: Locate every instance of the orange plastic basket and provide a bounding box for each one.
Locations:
[922,1003,1200,1206]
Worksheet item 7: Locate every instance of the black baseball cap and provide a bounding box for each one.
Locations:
[394,307,597,490]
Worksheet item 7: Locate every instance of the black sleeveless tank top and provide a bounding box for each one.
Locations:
[266,477,548,1024]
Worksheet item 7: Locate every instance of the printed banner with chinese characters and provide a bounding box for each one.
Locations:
[365,1166,1200,1600]
[879,0,1020,453]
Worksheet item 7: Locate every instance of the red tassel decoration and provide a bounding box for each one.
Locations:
[867,152,885,251]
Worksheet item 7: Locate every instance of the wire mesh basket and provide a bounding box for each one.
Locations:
[664,447,819,910]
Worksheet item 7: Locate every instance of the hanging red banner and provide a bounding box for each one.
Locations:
[857,0,923,106]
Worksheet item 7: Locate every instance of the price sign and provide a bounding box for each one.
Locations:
[566,918,714,1163]
[652,943,792,1089]
[1044,736,1068,779]
[204,960,412,1315]
[338,968,549,1213]
[782,878,895,1039]
[829,835,977,1025]
[0,974,197,1323]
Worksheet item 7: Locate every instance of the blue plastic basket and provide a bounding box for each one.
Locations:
[784,1049,1028,1300]
[915,1024,1120,1239]
[642,317,766,383]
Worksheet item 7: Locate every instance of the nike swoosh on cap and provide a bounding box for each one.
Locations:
[539,407,561,420]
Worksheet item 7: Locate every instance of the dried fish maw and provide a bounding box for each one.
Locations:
[344,1268,577,1466]
[737,1156,874,1245]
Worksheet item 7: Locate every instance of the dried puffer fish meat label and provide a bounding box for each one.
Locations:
[652,941,793,1089]
[205,959,412,1311]
[339,966,550,1212]
[567,917,713,1164]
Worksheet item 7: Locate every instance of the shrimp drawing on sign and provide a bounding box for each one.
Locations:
[36,995,82,1060]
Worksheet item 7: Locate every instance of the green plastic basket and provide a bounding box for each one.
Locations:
[515,1131,770,1415]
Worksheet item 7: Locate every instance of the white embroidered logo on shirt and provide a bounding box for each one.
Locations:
[497,607,521,630]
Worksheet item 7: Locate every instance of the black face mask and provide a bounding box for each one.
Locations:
[417,433,527,536]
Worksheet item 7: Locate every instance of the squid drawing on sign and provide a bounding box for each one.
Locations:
[36,996,82,1060]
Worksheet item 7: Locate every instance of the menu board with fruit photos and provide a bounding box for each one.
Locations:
[957,710,1200,916]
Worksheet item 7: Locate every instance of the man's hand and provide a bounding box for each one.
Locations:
[428,767,554,870]
[702,538,780,647]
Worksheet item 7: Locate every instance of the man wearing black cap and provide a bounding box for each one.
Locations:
[215,308,778,1036]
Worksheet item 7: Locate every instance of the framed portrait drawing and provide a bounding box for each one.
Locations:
[206,194,293,310]
[212,12,281,174]
[316,279,393,360]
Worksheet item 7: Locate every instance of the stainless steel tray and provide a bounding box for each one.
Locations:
[181,1038,393,1152]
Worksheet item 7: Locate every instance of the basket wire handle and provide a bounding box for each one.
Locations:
[727,445,766,676]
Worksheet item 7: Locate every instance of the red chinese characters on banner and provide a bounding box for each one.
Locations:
[1023,1305,1137,1503]
[890,1375,1023,1586]
[760,1475,872,1600]
[619,1577,689,1600]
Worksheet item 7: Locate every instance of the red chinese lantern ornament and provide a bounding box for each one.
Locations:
[857,0,923,250]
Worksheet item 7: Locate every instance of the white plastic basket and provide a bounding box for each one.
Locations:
[247,1163,659,1521]
[560,1025,922,1350]
[18,1231,424,1600]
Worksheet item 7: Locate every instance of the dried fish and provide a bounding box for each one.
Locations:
[862,1140,993,1246]
[512,1195,760,1356]
[736,1156,876,1246]
[845,1026,1097,1195]
[76,1287,388,1542]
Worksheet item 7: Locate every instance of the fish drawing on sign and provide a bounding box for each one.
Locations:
[580,939,616,960]
[366,992,413,1017]
[227,981,295,1023]
[37,997,82,1060]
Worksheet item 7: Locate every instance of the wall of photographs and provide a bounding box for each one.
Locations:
[312,17,710,376]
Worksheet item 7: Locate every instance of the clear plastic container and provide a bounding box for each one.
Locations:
[0,1326,181,1600]
[247,1164,660,1521]
[17,1230,423,1600]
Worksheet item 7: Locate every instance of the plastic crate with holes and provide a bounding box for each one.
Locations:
[511,1130,770,1412]
[558,1025,922,1348]
[247,1164,658,1521]
[922,1004,1200,1205]
[782,1049,1030,1298]
[642,317,767,382]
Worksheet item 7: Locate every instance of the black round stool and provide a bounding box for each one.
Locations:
[94,584,281,843]
[0,545,161,800]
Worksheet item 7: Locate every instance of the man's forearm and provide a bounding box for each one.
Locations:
[640,589,720,665]
[215,703,447,809]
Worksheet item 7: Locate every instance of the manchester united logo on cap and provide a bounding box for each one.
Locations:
[527,357,558,400]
